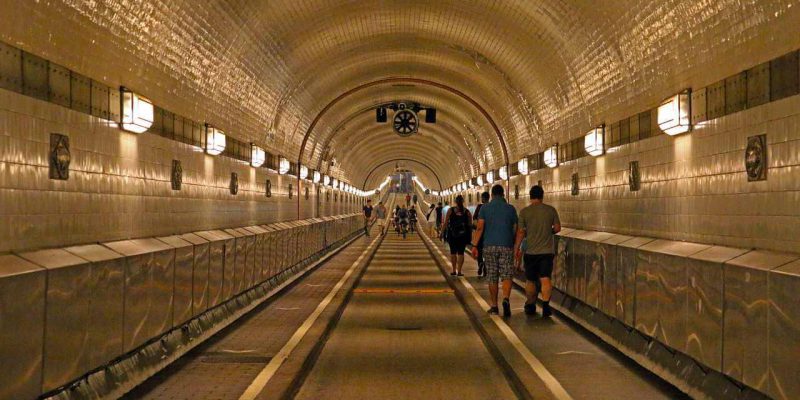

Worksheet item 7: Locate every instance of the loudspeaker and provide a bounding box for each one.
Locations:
[425,108,436,123]
[376,107,387,123]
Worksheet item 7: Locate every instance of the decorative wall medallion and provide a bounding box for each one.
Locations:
[571,173,579,196]
[288,183,293,199]
[745,134,767,181]
[628,161,641,191]
[514,184,520,200]
[171,160,182,190]
[537,180,543,188]
[305,186,309,200]
[265,179,272,197]
[49,133,70,180]
[326,190,331,202]
[334,192,338,202]
[468,192,473,203]
[229,173,238,195]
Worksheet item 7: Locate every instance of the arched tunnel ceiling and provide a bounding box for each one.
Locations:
[6,0,800,188]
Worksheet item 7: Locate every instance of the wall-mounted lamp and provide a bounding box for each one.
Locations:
[477,175,484,186]
[120,87,154,133]
[323,175,331,186]
[278,157,290,174]
[518,158,529,175]
[544,144,558,168]
[499,166,509,180]
[584,125,605,157]
[251,144,266,167]
[658,90,692,136]
[205,124,226,155]
[299,165,309,180]
[333,178,339,189]
[313,171,321,183]
[486,170,495,183]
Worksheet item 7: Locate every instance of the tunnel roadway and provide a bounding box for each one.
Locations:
[123,223,686,400]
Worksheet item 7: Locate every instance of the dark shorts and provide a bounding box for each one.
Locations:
[524,254,554,280]
[448,237,469,255]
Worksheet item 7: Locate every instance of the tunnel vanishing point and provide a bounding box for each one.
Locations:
[1,1,800,400]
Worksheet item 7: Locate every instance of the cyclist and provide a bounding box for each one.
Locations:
[397,205,410,239]
[408,205,418,233]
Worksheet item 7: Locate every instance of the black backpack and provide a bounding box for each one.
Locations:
[448,208,470,238]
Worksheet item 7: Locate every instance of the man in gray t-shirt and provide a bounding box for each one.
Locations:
[514,185,561,317]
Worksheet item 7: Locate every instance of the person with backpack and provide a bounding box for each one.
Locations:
[397,205,410,238]
[442,195,472,276]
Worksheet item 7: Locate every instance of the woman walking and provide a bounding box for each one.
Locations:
[442,195,472,276]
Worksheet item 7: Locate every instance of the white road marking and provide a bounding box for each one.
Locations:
[421,232,574,400]
[556,351,595,356]
[238,231,382,400]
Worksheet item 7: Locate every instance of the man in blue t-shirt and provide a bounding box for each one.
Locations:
[471,184,518,317]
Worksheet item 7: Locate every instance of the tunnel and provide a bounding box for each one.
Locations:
[0,1,799,399]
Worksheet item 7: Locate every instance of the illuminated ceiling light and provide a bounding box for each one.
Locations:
[544,144,559,168]
[299,165,309,180]
[323,175,331,186]
[518,158,529,175]
[658,90,692,136]
[278,157,290,175]
[584,125,605,157]
[251,144,266,167]
[499,166,508,180]
[313,171,321,183]
[120,87,154,133]
[477,175,484,186]
[205,124,226,156]
[486,170,495,183]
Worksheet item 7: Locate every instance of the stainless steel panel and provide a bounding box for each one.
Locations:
[18,249,91,392]
[747,61,770,108]
[706,79,726,119]
[194,231,225,308]
[723,251,798,391]
[64,244,125,370]
[768,260,800,400]
[260,225,278,281]
[158,236,193,327]
[635,249,659,337]
[103,238,174,352]
[655,252,688,351]
[224,229,248,295]
[0,255,46,400]
[553,235,571,291]
[685,246,748,371]
[220,232,236,300]
[580,232,614,309]
[234,228,256,290]
[179,233,210,316]
[244,226,267,285]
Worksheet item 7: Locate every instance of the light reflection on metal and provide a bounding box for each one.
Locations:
[120,87,154,134]
[658,91,692,136]
[205,125,226,156]
[585,126,605,157]
[544,145,558,168]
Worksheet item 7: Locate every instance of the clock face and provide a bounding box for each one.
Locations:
[393,109,418,136]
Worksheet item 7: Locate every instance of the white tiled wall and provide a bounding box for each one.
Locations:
[0,90,358,253]
[502,95,800,253]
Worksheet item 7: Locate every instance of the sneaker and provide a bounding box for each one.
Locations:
[457,272,464,276]
[524,303,537,315]
[487,306,499,315]
[502,298,511,317]
[450,272,457,276]
[542,301,552,318]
